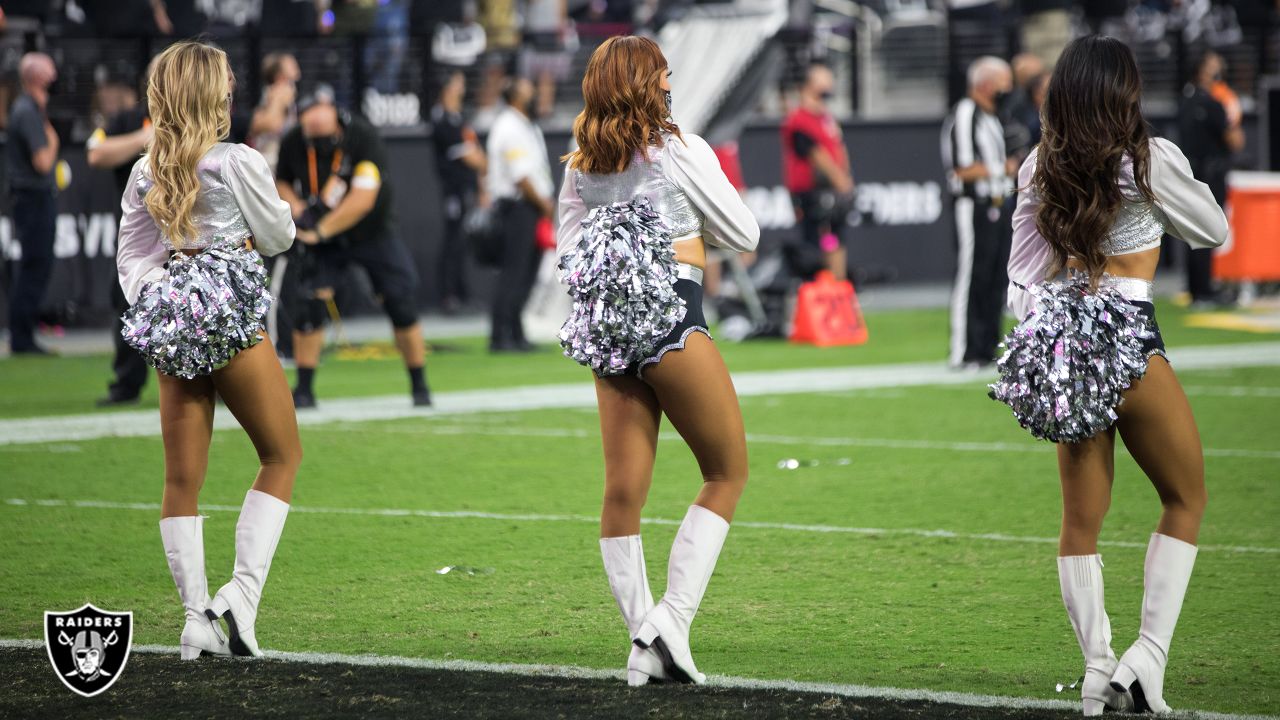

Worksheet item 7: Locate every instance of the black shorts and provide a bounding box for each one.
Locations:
[1131,300,1167,361]
[300,233,418,301]
[632,278,711,378]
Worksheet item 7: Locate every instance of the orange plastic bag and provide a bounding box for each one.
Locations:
[788,271,869,346]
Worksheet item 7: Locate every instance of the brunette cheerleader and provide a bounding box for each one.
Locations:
[556,36,760,685]
[990,36,1228,714]
[117,41,299,659]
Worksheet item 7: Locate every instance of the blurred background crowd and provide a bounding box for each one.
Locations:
[0,0,1275,138]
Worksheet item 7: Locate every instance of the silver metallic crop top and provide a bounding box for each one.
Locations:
[1006,137,1228,320]
[117,142,295,305]
[556,133,760,260]
[1101,200,1166,255]
[134,143,265,251]
[574,148,703,242]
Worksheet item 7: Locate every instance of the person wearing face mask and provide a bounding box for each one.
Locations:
[940,55,1015,370]
[273,85,431,408]
[484,76,554,352]
[780,63,855,281]
[1177,51,1244,308]
[6,52,59,355]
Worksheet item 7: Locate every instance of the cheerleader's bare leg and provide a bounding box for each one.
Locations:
[595,374,664,684]
[631,332,748,684]
[1105,356,1204,713]
[1056,426,1129,715]
[155,369,227,659]
[1056,355,1204,713]
[156,338,302,659]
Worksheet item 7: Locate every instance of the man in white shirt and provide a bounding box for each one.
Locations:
[485,77,554,352]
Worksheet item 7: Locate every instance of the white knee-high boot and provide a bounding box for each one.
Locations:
[1058,555,1131,715]
[206,490,290,657]
[160,515,229,660]
[601,535,668,686]
[1111,534,1199,714]
[633,505,730,685]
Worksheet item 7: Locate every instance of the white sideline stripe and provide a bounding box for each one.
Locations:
[6,497,1276,555]
[0,639,1271,720]
[1183,385,1280,398]
[330,422,1280,460]
[2,341,1279,447]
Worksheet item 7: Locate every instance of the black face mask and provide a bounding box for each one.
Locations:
[309,135,340,155]
[1211,71,1223,83]
[994,90,1011,109]
[818,90,834,103]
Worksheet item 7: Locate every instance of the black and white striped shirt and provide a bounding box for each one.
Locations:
[941,98,1012,200]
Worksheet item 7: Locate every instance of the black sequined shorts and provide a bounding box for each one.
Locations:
[1131,301,1167,361]
[632,278,711,378]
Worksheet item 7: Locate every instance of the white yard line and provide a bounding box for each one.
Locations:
[323,422,1280,460]
[0,638,1271,720]
[5,497,1276,555]
[2,341,1278,447]
[1182,385,1280,398]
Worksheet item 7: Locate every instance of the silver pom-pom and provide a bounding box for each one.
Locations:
[557,198,686,375]
[121,239,271,379]
[989,274,1157,443]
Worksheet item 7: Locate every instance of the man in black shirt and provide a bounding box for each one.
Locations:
[1178,51,1244,306]
[275,86,430,408]
[87,102,153,403]
[429,70,487,313]
[6,53,59,355]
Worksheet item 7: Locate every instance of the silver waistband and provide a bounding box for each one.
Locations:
[676,263,704,285]
[1099,274,1154,302]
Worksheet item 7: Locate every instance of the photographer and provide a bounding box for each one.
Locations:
[780,63,855,282]
[275,85,431,408]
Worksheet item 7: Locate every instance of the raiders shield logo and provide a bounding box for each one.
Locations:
[44,604,133,697]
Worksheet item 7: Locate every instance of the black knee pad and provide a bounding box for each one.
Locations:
[383,291,418,329]
[295,297,330,333]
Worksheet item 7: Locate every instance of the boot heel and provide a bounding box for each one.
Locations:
[1109,663,1137,695]
[1081,698,1104,717]
[627,670,650,687]
[180,644,203,661]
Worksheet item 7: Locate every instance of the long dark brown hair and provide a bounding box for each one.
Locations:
[1034,35,1154,286]
[563,35,682,174]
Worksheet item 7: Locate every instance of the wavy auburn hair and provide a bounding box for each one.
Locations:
[564,35,682,174]
[145,41,232,245]
[1033,35,1154,287]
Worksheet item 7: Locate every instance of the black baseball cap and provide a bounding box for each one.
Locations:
[296,83,336,115]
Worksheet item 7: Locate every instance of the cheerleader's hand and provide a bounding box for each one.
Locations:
[296,229,321,246]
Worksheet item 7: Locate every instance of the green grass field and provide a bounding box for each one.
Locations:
[1,303,1277,716]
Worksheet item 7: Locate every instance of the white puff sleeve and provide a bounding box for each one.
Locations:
[116,157,169,305]
[1148,137,1228,250]
[556,166,587,260]
[662,133,760,253]
[223,143,295,257]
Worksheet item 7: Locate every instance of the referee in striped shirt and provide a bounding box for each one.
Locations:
[941,56,1016,369]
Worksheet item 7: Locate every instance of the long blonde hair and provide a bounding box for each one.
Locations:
[145,41,232,244]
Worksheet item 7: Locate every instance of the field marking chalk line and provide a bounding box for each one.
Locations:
[2,341,1278,447]
[321,421,1280,460]
[5,497,1276,555]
